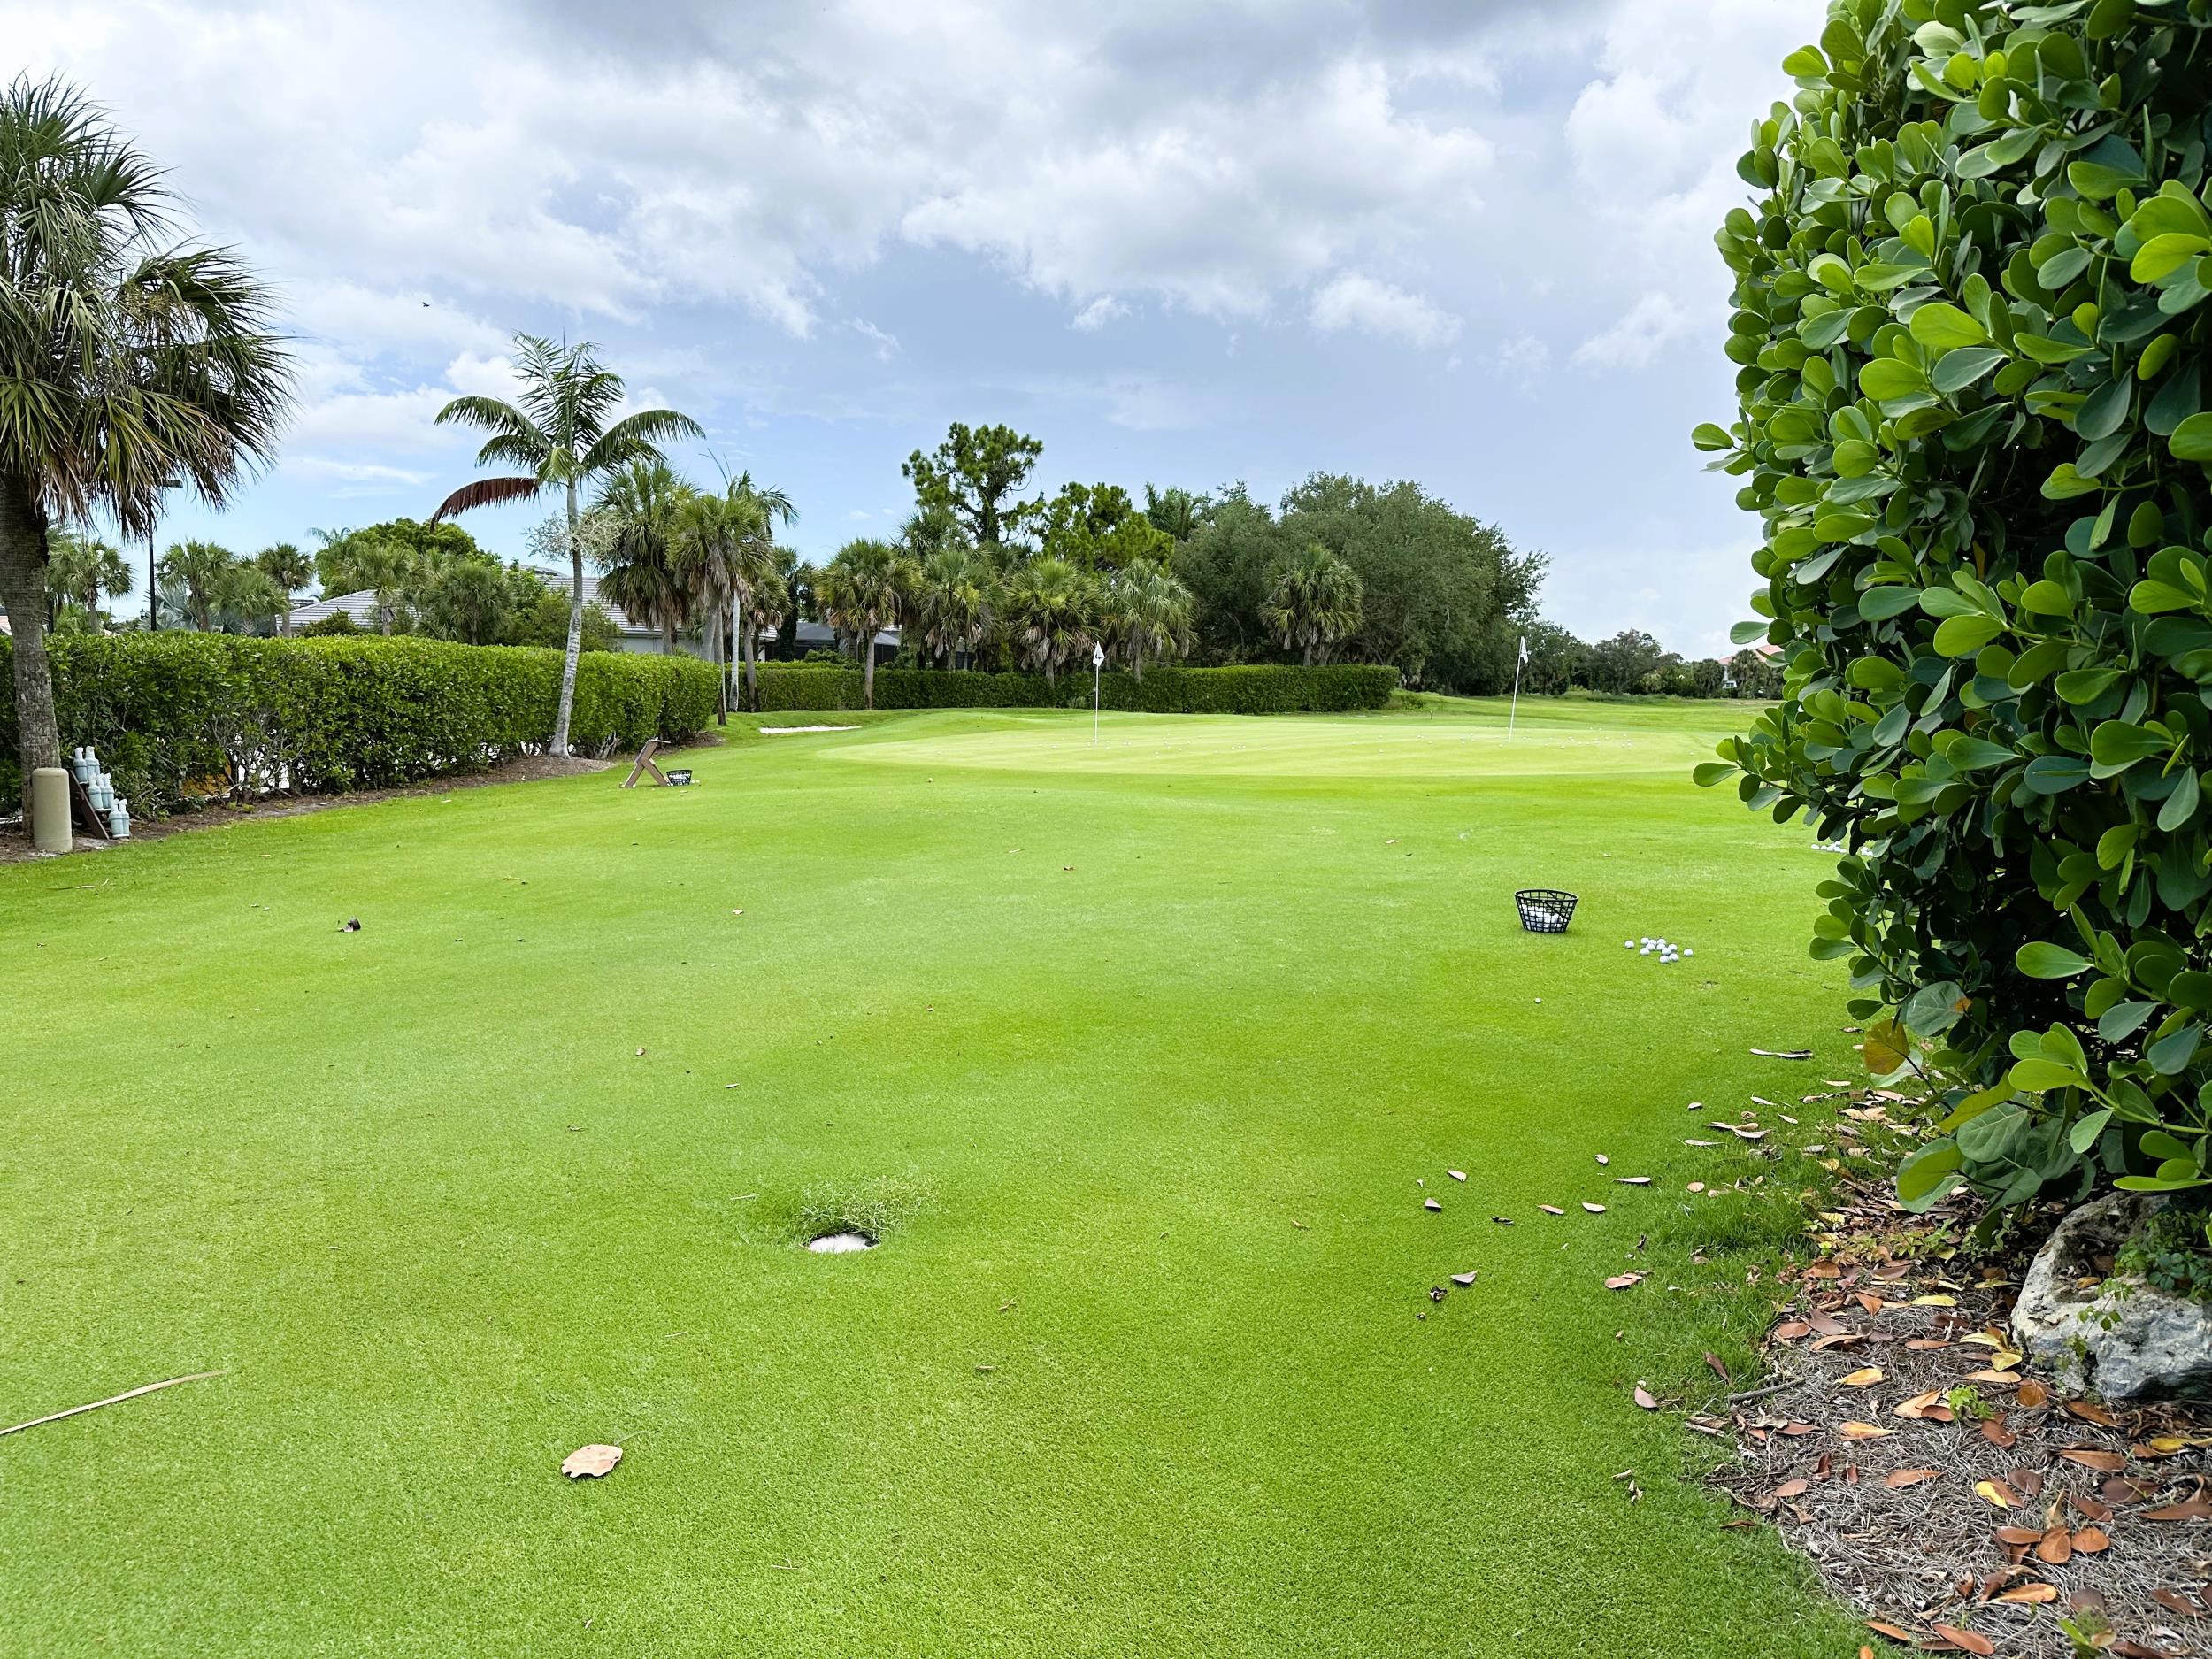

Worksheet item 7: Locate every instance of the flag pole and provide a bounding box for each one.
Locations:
[1508,635,1525,739]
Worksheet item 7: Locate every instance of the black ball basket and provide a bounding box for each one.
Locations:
[1515,889,1577,934]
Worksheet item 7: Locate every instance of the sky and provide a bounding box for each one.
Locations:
[9,0,1822,658]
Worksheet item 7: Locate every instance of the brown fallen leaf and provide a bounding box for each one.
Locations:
[2016,1379,2052,1409]
[1539,1205,1564,1216]
[1994,1526,2042,1547]
[1615,1176,1653,1186]
[2145,1499,2212,1522]
[2150,1588,2204,1619]
[1865,1621,1915,1645]
[1979,1419,2016,1449]
[1632,1386,1658,1410]
[1933,1624,1995,1656]
[2064,1399,2119,1427]
[1973,1479,2018,1509]
[2071,1526,2111,1553]
[1603,1273,1644,1291]
[1775,1321,1812,1341]
[1997,1582,2059,1605]
[2036,1526,2072,1566]
[1839,1421,1893,1441]
[2059,1448,2127,1473]
[1772,1478,1810,1501]
[1581,1202,1607,1214]
[1703,1352,1731,1383]
[1893,1390,1944,1420]
[562,1444,623,1479]
[1882,1468,1939,1489]
[1839,1367,1886,1388]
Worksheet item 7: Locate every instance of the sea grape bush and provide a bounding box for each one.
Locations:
[1701,0,2212,1221]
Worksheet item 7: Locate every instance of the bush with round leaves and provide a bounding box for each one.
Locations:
[1701,0,2212,1225]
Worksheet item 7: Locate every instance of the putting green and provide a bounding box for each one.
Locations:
[0,698,1857,1656]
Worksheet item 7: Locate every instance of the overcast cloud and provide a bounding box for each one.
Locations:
[6,0,1818,656]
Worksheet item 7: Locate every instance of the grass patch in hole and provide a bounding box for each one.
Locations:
[791,1173,933,1251]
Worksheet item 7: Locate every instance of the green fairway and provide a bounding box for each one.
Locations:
[0,698,1862,1657]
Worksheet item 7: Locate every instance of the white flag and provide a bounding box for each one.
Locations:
[1518,634,1529,664]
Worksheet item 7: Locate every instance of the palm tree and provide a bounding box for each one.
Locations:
[157,541,239,632]
[0,75,290,806]
[255,541,313,634]
[1101,559,1194,681]
[671,488,758,724]
[349,540,415,634]
[726,472,796,711]
[209,561,284,634]
[594,459,695,651]
[44,531,131,629]
[912,545,997,670]
[431,334,700,754]
[1142,484,1208,542]
[416,558,512,645]
[818,538,908,710]
[1261,542,1363,666]
[1006,556,1096,683]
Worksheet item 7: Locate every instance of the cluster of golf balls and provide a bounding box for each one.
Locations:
[1625,935,1692,964]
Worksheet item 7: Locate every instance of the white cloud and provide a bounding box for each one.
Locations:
[848,319,901,360]
[1071,296,1128,332]
[1571,293,1695,372]
[1308,273,1461,349]
[1493,333,1550,387]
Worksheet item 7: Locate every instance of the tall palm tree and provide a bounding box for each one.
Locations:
[255,541,312,634]
[45,531,131,629]
[912,545,997,670]
[348,540,415,634]
[0,75,290,808]
[726,472,795,711]
[209,560,285,634]
[157,540,239,632]
[1101,559,1194,681]
[671,488,754,724]
[1006,556,1096,684]
[818,538,908,710]
[1261,542,1363,666]
[594,458,695,651]
[431,334,700,754]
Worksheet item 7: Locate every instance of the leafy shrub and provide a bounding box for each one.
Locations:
[2113,1201,2212,1301]
[1702,2,2212,1221]
[0,634,718,810]
[753,663,1397,714]
[298,611,362,638]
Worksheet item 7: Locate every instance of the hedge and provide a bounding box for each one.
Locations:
[0,634,718,812]
[751,663,1399,714]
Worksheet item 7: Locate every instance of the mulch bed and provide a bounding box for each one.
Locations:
[1696,1162,2212,1656]
[0,751,631,864]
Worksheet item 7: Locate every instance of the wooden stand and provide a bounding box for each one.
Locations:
[68,772,115,842]
[620,739,670,789]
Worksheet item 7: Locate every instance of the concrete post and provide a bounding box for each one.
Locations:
[28,767,71,854]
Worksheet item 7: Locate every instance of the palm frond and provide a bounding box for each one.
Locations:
[430,475,543,523]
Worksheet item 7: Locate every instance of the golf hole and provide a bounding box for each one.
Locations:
[805,1230,878,1254]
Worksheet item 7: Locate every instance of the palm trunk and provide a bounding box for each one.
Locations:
[1302,641,1315,668]
[0,472,59,815]
[862,626,876,711]
[742,615,758,711]
[552,478,583,755]
[711,588,728,726]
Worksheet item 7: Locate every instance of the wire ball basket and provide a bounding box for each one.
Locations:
[1515,889,1578,934]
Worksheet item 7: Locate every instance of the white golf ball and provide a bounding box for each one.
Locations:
[1624,940,1636,949]
[1683,948,1694,958]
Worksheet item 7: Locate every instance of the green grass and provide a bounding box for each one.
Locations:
[0,699,1864,1656]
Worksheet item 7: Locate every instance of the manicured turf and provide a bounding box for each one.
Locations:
[0,698,1863,1656]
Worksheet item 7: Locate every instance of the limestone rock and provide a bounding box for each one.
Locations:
[2011,1192,2212,1402]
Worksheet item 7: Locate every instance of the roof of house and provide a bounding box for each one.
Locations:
[288,571,654,636]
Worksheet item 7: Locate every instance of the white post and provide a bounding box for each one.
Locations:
[1092,641,1104,745]
[1508,634,1525,739]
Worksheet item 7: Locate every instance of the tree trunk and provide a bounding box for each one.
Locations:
[711,588,728,726]
[1302,641,1315,668]
[862,627,876,711]
[0,472,59,815]
[742,615,758,711]
[552,478,583,755]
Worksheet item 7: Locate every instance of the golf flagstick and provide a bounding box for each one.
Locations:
[1092,641,1105,745]
[1508,634,1527,738]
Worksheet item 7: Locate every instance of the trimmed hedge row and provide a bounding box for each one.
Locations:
[0,634,718,812]
[752,663,1399,714]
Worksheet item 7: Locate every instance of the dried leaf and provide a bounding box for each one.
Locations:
[1422,1199,1442,1212]
[1973,1479,2017,1509]
[2150,1588,2204,1619]
[2071,1526,2111,1554]
[1994,1526,2043,1547]
[2058,1448,2127,1473]
[1865,1620,1915,1645]
[1882,1469,1939,1489]
[1447,1169,1467,1181]
[1449,1271,1477,1288]
[1772,1478,1810,1501]
[1603,1273,1644,1291]
[1932,1625,1995,1656]
[2145,1499,2212,1521]
[1632,1386,1657,1410]
[1615,1176,1654,1186]
[1997,1582,2059,1605]
[1581,1202,1607,1214]
[561,1443,623,1479]
[2064,1399,2119,1427]
[1775,1321,1812,1341]
[1540,1205,1564,1216]
[1839,1421,1893,1441]
[1978,1418,2016,1450]
[1839,1367,1886,1387]
[2016,1379,2051,1409]
[2036,1526,2072,1566]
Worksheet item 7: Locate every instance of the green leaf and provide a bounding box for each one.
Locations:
[2131,579,2200,614]
[2055,667,2123,703]
[2070,1108,2116,1154]
[2018,580,2074,617]
[1858,586,1922,619]
[1691,761,1734,787]
[2009,1056,2088,1092]
[1781,44,1830,78]
[2022,755,2091,793]
[1932,613,2004,655]
[2172,413,2212,462]
[1909,302,1987,350]
[1896,1138,1964,1208]
[1691,422,1733,451]
[2161,767,2201,831]
[1932,346,2007,396]
[2016,941,2093,979]
[1729,618,1771,645]
[1946,737,2015,770]
[2132,233,2212,283]
[2150,1024,2203,1074]
[1860,357,1929,401]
